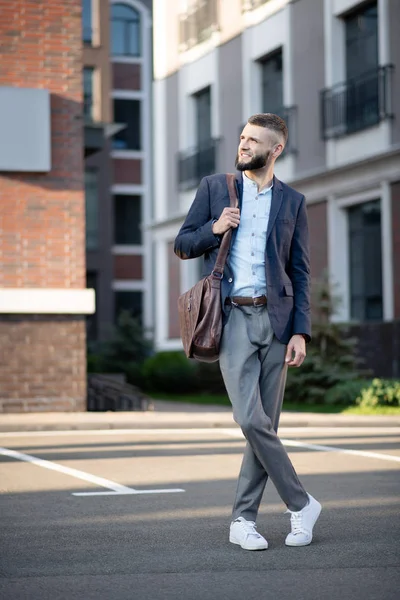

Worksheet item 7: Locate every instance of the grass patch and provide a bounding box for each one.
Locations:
[150,393,400,415]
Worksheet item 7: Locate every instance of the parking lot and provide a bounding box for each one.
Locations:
[1,425,399,600]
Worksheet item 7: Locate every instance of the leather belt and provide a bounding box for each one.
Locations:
[225,295,267,307]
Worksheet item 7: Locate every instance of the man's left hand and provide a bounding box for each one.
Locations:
[285,335,306,367]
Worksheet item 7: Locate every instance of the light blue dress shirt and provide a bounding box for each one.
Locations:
[230,172,272,297]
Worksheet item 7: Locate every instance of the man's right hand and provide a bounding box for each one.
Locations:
[212,208,240,235]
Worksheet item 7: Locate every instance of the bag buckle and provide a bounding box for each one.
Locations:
[211,270,223,280]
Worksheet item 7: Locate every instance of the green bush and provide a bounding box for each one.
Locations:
[141,351,199,394]
[87,311,152,387]
[324,379,372,406]
[356,378,400,408]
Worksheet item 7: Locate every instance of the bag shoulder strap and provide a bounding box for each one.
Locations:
[211,174,239,279]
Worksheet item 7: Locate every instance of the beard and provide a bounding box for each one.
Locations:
[235,150,270,172]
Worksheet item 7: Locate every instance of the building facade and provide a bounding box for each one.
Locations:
[83,0,153,343]
[152,0,400,376]
[0,0,93,412]
[0,0,154,412]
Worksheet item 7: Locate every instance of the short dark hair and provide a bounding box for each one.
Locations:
[247,113,288,145]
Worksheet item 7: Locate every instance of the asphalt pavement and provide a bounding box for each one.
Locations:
[0,404,399,600]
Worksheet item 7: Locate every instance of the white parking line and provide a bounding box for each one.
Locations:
[221,430,400,463]
[0,447,185,496]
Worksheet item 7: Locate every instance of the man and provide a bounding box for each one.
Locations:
[174,113,321,551]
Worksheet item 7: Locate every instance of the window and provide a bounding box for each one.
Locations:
[83,67,94,121]
[111,3,141,57]
[115,291,143,323]
[345,2,379,133]
[85,169,99,250]
[112,99,141,150]
[260,49,283,115]
[82,0,93,44]
[348,199,383,321]
[86,271,98,342]
[345,2,378,81]
[114,195,142,245]
[195,87,212,148]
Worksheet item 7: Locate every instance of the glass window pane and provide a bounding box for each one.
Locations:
[86,271,98,342]
[348,199,382,321]
[111,3,141,56]
[85,169,98,250]
[195,87,211,146]
[345,3,378,80]
[82,0,92,43]
[112,99,141,150]
[111,21,125,55]
[260,49,283,114]
[115,291,143,323]
[83,68,94,120]
[114,195,142,245]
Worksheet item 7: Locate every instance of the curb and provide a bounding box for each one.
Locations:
[0,412,399,433]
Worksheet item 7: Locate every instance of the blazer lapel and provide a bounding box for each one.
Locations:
[235,171,244,210]
[266,176,283,243]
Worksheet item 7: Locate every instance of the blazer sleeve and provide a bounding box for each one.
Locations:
[288,195,312,341]
[174,177,221,260]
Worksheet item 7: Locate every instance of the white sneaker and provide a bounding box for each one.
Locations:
[229,517,268,551]
[285,494,322,547]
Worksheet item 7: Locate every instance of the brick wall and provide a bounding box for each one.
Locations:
[113,63,141,91]
[114,255,143,279]
[113,159,142,185]
[0,316,86,412]
[0,1,87,412]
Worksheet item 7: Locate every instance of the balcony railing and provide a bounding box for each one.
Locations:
[238,106,298,156]
[242,0,271,11]
[179,0,219,52]
[178,138,219,190]
[320,65,394,140]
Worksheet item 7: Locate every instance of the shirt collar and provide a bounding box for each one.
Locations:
[242,172,273,194]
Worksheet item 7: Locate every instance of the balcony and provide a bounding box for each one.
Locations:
[242,0,271,11]
[178,138,219,190]
[179,0,219,52]
[320,65,394,140]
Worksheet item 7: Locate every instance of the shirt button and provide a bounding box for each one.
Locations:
[252,233,255,236]
[251,252,254,256]
[228,277,233,283]
[253,214,256,218]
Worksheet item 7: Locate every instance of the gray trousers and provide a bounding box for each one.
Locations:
[219,304,308,521]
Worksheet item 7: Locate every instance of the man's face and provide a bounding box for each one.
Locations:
[235,123,280,171]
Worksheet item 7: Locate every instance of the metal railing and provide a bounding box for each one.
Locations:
[179,0,219,52]
[242,0,271,11]
[320,65,394,140]
[178,138,219,190]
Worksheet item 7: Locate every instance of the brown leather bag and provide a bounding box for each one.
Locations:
[178,173,238,362]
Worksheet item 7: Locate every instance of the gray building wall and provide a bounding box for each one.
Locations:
[389,0,400,146]
[291,0,326,176]
[166,72,180,214]
[86,141,114,340]
[218,35,243,173]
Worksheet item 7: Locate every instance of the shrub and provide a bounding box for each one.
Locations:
[87,311,152,386]
[356,378,400,408]
[324,379,372,406]
[141,351,199,394]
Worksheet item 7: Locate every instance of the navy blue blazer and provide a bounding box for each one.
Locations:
[174,172,311,344]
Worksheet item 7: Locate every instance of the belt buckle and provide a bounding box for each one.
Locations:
[253,296,264,307]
